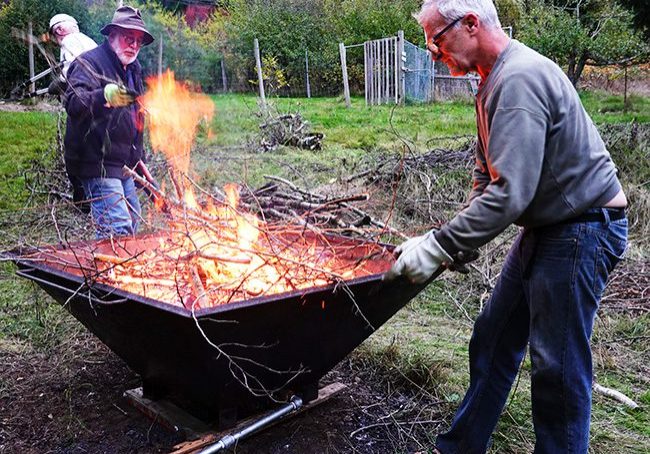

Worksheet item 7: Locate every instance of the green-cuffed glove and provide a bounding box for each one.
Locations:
[104,83,134,107]
[384,231,453,284]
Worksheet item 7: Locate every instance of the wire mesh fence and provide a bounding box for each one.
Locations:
[139,32,477,102]
[403,40,434,103]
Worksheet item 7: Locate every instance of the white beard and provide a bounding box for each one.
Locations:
[109,35,139,66]
[116,50,138,66]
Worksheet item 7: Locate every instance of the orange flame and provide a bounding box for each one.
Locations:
[60,71,390,309]
[140,70,214,176]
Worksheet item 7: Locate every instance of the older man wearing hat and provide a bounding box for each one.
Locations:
[63,5,154,238]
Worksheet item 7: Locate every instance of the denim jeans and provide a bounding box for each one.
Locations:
[81,177,141,239]
[436,209,628,454]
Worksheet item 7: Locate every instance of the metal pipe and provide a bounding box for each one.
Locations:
[198,395,303,454]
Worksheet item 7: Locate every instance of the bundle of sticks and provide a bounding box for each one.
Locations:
[258,113,324,152]
[240,175,405,240]
[123,163,404,241]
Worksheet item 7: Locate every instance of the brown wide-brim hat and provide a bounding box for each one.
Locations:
[100,5,154,46]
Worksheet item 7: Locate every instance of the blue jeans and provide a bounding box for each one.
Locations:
[81,177,141,239]
[436,209,627,454]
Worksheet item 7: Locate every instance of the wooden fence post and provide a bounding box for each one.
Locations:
[254,38,266,110]
[157,33,163,75]
[221,59,228,92]
[339,42,351,108]
[28,22,35,94]
[397,30,405,105]
[305,50,311,98]
[364,41,369,106]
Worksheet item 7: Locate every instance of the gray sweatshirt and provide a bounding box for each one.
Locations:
[435,40,621,255]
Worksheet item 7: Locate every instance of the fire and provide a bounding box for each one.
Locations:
[61,72,392,309]
[140,70,214,177]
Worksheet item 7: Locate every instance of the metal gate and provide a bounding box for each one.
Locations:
[364,35,401,106]
[364,31,478,105]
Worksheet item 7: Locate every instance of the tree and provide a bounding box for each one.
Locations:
[618,0,650,38]
[518,0,649,86]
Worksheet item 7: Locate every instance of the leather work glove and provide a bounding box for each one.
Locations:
[384,231,453,284]
[447,249,480,274]
[104,83,135,107]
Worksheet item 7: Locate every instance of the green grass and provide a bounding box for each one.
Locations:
[208,94,477,152]
[0,111,58,210]
[205,91,650,153]
[580,90,650,123]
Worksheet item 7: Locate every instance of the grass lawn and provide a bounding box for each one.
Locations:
[208,90,650,152]
[0,90,649,452]
[0,111,58,210]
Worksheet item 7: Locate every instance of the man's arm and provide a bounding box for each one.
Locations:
[63,57,108,119]
[465,139,490,208]
[435,75,550,256]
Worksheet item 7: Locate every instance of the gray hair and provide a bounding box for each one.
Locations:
[415,0,502,29]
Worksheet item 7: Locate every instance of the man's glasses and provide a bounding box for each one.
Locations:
[122,34,144,47]
[426,16,462,60]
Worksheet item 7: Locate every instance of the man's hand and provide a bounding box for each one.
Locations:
[384,231,453,284]
[104,83,134,107]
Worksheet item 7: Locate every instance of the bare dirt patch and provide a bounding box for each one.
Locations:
[0,326,447,454]
[0,100,62,113]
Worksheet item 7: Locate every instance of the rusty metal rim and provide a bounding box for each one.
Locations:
[10,254,389,318]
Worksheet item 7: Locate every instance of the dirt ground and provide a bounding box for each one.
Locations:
[0,328,445,454]
[0,99,62,113]
[2,261,647,454]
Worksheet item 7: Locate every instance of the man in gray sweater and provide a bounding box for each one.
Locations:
[386,1,628,452]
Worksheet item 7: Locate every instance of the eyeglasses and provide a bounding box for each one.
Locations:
[426,16,462,60]
[121,34,144,47]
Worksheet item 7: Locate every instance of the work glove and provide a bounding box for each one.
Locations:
[447,249,480,274]
[104,83,135,107]
[384,231,453,284]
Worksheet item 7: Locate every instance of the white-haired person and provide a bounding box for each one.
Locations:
[385,1,628,452]
[47,13,97,94]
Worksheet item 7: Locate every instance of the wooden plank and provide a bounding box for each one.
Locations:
[364,41,369,106]
[170,382,347,454]
[376,41,380,104]
[369,41,374,105]
[397,30,405,105]
[339,43,351,108]
[124,388,210,438]
[305,49,311,98]
[393,37,398,103]
[28,22,35,94]
[254,38,266,110]
[221,59,228,92]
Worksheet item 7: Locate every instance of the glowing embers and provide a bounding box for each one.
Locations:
[42,226,391,309]
[31,71,392,308]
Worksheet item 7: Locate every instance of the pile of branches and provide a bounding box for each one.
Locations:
[342,136,476,228]
[601,257,650,314]
[258,113,324,152]
[240,175,404,240]
[345,138,475,186]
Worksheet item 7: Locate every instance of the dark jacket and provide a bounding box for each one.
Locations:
[63,41,145,179]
